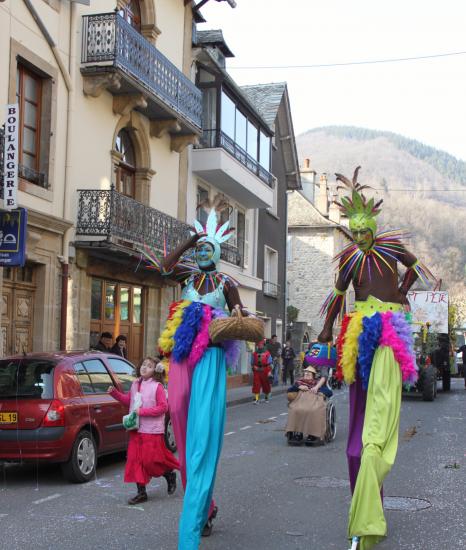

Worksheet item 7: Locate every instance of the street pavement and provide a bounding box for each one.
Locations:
[1,379,465,550]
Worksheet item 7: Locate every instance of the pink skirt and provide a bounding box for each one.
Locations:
[124,432,180,485]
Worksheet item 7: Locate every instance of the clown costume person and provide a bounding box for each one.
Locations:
[318,167,434,550]
[142,209,245,550]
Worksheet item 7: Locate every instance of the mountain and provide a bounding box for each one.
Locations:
[296,126,466,296]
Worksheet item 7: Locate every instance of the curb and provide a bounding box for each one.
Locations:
[226,387,287,408]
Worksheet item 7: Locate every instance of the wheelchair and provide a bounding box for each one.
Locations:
[286,389,336,446]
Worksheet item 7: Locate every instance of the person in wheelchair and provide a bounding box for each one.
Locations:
[286,343,336,446]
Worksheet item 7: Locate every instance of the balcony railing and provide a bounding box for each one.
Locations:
[75,188,243,266]
[81,13,202,130]
[263,281,280,298]
[197,129,274,188]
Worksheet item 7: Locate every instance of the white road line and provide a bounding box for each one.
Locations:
[280,412,288,416]
[240,425,252,431]
[224,431,235,436]
[268,416,278,420]
[32,493,61,505]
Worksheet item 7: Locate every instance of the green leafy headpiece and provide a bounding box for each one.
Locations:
[334,166,383,235]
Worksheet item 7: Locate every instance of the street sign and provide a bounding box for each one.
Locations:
[407,290,449,333]
[0,208,27,267]
[3,103,19,210]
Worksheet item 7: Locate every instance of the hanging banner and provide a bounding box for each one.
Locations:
[3,103,19,210]
[0,208,27,267]
[407,290,449,334]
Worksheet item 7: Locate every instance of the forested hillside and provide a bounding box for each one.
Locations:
[296,126,466,297]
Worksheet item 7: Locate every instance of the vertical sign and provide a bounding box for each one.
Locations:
[3,103,19,210]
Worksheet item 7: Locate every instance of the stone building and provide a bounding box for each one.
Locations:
[287,161,350,346]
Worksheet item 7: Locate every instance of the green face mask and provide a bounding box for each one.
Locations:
[351,228,374,251]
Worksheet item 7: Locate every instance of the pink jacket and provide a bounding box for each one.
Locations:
[110,378,167,435]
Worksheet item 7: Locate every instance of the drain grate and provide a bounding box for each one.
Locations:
[383,496,431,511]
[294,476,350,489]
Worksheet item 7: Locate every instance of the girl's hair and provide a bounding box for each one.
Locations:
[136,356,164,382]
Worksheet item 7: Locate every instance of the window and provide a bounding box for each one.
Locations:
[247,121,258,160]
[259,130,271,170]
[196,185,210,226]
[264,246,279,297]
[83,359,113,393]
[115,129,136,198]
[107,358,135,392]
[118,0,141,31]
[74,362,94,395]
[221,91,235,140]
[201,88,217,146]
[133,287,142,324]
[235,109,247,151]
[16,65,47,186]
[0,359,55,399]
[105,283,117,321]
[91,279,102,320]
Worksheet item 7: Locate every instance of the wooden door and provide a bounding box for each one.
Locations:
[2,266,36,356]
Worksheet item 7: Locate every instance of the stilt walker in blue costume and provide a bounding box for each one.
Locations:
[318,167,434,550]
[142,209,245,549]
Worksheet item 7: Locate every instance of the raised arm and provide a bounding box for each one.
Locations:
[160,233,203,281]
[318,266,352,343]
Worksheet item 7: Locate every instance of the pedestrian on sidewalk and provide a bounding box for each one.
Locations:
[282,340,297,385]
[93,331,113,352]
[108,357,179,505]
[252,339,272,403]
[267,334,282,386]
[456,336,466,388]
[110,334,128,358]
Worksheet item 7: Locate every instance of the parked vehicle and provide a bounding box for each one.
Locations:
[0,351,176,483]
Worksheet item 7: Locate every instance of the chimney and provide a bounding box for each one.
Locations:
[300,158,316,203]
[316,173,329,216]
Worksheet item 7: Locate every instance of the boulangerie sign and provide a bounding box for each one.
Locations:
[3,103,19,210]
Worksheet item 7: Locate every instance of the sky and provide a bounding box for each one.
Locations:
[198,0,466,161]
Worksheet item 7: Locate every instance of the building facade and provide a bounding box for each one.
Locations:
[241,83,301,344]
[287,162,350,346]
[0,0,202,362]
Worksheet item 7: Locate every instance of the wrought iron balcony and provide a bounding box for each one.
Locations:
[197,129,274,188]
[263,281,280,298]
[81,13,202,134]
[75,188,244,266]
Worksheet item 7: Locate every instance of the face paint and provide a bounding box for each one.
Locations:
[195,242,215,269]
[351,228,374,252]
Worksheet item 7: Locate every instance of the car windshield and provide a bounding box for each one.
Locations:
[0,359,55,399]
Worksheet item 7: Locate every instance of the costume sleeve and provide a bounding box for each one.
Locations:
[138,384,168,417]
[109,387,131,406]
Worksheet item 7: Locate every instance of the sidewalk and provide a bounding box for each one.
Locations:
[226,383,288,408]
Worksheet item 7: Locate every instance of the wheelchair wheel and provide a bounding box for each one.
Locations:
[325,400,336,443]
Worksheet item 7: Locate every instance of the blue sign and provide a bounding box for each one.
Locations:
[0,208,27,267]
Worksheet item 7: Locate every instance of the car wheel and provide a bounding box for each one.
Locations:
[164,415,177,453]
[61,430,97,483]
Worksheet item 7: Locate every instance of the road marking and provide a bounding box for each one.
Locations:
[268,416,278,420]
[280,412,288,416]
[32,493,61,505]
[224,431,235,436]
[240,425,251,431]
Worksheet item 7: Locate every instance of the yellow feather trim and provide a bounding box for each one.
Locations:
[340,312,364,384]
[158,300,191,354]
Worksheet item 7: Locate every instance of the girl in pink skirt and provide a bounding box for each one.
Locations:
[108,357,179,504]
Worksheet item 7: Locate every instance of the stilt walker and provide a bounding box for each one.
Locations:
[318,167,434,550]
[141,209,245,550]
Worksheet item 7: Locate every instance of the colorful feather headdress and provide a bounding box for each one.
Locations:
[190,208,234,265]
[334,166,383,235]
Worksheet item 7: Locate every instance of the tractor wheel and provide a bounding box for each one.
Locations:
[422,365,436,401]
[442,368,451,392]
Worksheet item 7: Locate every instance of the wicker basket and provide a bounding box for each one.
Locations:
[209,309,264,343]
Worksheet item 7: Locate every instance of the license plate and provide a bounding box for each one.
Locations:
[0,412,17,424]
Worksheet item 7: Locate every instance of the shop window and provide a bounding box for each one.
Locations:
[91,279,102,320]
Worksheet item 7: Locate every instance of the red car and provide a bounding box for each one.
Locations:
[0,351,176,483]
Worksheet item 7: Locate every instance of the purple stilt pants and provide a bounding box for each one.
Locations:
[347,376,367,494]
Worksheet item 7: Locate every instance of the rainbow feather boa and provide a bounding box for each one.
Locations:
[337,310,417,388]
[158,300,240,369]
